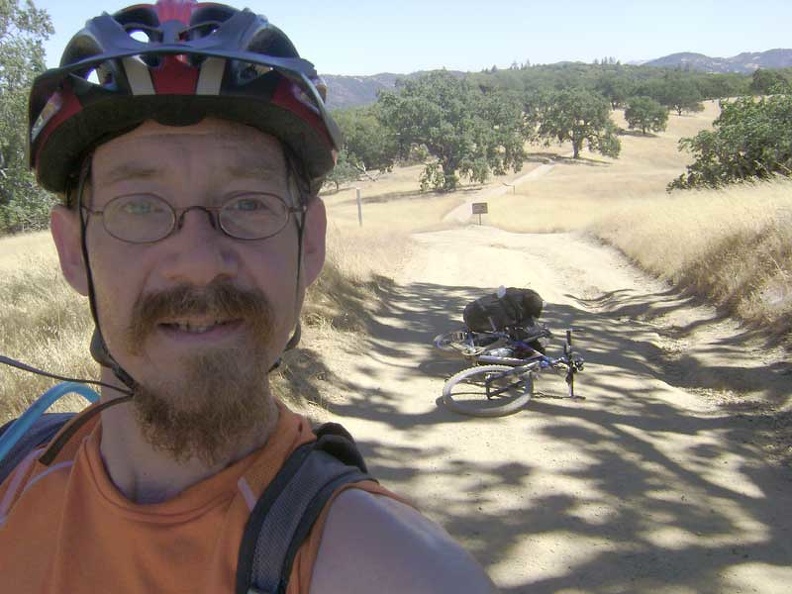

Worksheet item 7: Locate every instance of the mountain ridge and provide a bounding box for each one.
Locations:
[641,48,792,73]
[323,48,792,110]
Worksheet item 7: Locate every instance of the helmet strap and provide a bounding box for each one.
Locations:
[75,159,138,394]
[270,153,308,370]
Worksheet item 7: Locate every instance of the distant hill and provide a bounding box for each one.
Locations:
[323,70,465,111]
[642,48,792,73]
[323,49,792,110]
[323,73,403,111]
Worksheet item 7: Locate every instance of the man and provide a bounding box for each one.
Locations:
[0,1,496,592]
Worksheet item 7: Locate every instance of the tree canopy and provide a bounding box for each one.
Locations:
[377,70,531,191]
[624,96,669,135]
[0,0,53,233]
[537,88,621,159]
[750,68,792,95]
[332,106,398,180]
[669,94,792,190]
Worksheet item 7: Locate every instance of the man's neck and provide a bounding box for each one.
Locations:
[95,372,279,504]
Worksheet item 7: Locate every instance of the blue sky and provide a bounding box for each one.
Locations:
[34,0,792,76]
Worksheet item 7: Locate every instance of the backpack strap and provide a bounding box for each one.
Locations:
[0,413,75,484]
[235,422,373,594]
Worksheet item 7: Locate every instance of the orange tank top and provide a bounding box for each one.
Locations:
[0,402,392,593]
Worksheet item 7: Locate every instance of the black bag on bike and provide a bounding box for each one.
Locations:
[463,287,543,332]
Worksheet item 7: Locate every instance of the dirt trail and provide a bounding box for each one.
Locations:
[317,225,791,594]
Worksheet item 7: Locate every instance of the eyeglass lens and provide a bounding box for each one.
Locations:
[99,193,291,242]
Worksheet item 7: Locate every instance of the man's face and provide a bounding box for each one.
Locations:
[51,118,326,463]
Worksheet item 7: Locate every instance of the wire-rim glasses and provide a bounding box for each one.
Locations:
[84,192,304,243]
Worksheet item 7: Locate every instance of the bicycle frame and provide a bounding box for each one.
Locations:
[434,324,552,363]
[435,324,584,414]
[479,335,583,400]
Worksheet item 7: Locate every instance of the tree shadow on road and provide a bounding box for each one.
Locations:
[283,277,792,593]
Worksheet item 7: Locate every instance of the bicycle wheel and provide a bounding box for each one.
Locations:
[442,364,534,417]
[433,330,501,357]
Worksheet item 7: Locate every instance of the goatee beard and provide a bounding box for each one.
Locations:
[125,280,280,466]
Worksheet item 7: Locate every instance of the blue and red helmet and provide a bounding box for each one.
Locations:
[28,0,340,195]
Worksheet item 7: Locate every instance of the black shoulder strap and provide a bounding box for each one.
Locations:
[235,422,373,594]
[0,413,75,484]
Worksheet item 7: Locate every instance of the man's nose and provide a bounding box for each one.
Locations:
[157,207,239,286]
[174,206,220,234]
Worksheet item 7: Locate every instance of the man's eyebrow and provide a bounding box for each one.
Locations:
[97,154,285,185]
[98,162,162,185]
[227,161,285,180]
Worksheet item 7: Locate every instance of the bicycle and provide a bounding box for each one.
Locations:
[433,325,584,417]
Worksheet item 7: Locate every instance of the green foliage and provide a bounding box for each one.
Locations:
[750,68,792,95]
[322,150,360,192]
[638,73,705,115]
[332,106,398,181]
[624,96,669,135]
[695,72,751,101]
[329,62,756,194]
[0,0,54,234]
[376,70,530,191]
[595,70,635,109]
[669,94,792,190]
[667,77,705,115]
[538,88,621,159]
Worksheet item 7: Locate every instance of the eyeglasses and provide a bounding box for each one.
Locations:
[84,193,304,243]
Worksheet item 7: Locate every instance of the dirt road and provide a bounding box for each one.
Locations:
[316,224,791,593]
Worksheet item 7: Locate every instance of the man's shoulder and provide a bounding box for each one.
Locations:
[311,488,497,594]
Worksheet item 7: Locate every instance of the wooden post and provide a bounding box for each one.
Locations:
[356,188,362,227]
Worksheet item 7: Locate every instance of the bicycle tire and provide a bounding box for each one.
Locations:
[441,364,534,417]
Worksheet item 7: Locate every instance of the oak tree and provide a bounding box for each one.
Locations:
[669,94,792,189]
[624,96,669,135]
[0,0,54,233]
[538,88,621,159]
[376,70,530,191]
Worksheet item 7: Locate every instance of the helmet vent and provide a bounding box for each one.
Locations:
[114,6,161,29]
[85,68,101,85]
[128,29,151,44]
[184,21,222,41]
[236,62,273,84]
[186,5,235,41]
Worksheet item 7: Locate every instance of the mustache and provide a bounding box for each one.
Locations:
[127,281,273,348]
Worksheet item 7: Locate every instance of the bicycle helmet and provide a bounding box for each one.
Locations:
[28,0,340,196]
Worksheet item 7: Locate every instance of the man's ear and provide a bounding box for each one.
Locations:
[51,205,89,296]
[301,197,327,287]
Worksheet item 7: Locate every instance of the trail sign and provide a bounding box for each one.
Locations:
[471,202,488,225]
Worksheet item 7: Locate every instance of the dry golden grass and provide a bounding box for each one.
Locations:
[321,164,466,234]
[0,230,59,273]
[589,181,792,337]
[0,235,98,419]
[486,101,720,233]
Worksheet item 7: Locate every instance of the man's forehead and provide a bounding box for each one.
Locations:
[93,118,286,181]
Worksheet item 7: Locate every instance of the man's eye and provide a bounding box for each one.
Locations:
[118,196,164,215]
[226,194,276,213]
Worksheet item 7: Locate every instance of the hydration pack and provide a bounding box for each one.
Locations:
[463,287,543,333]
